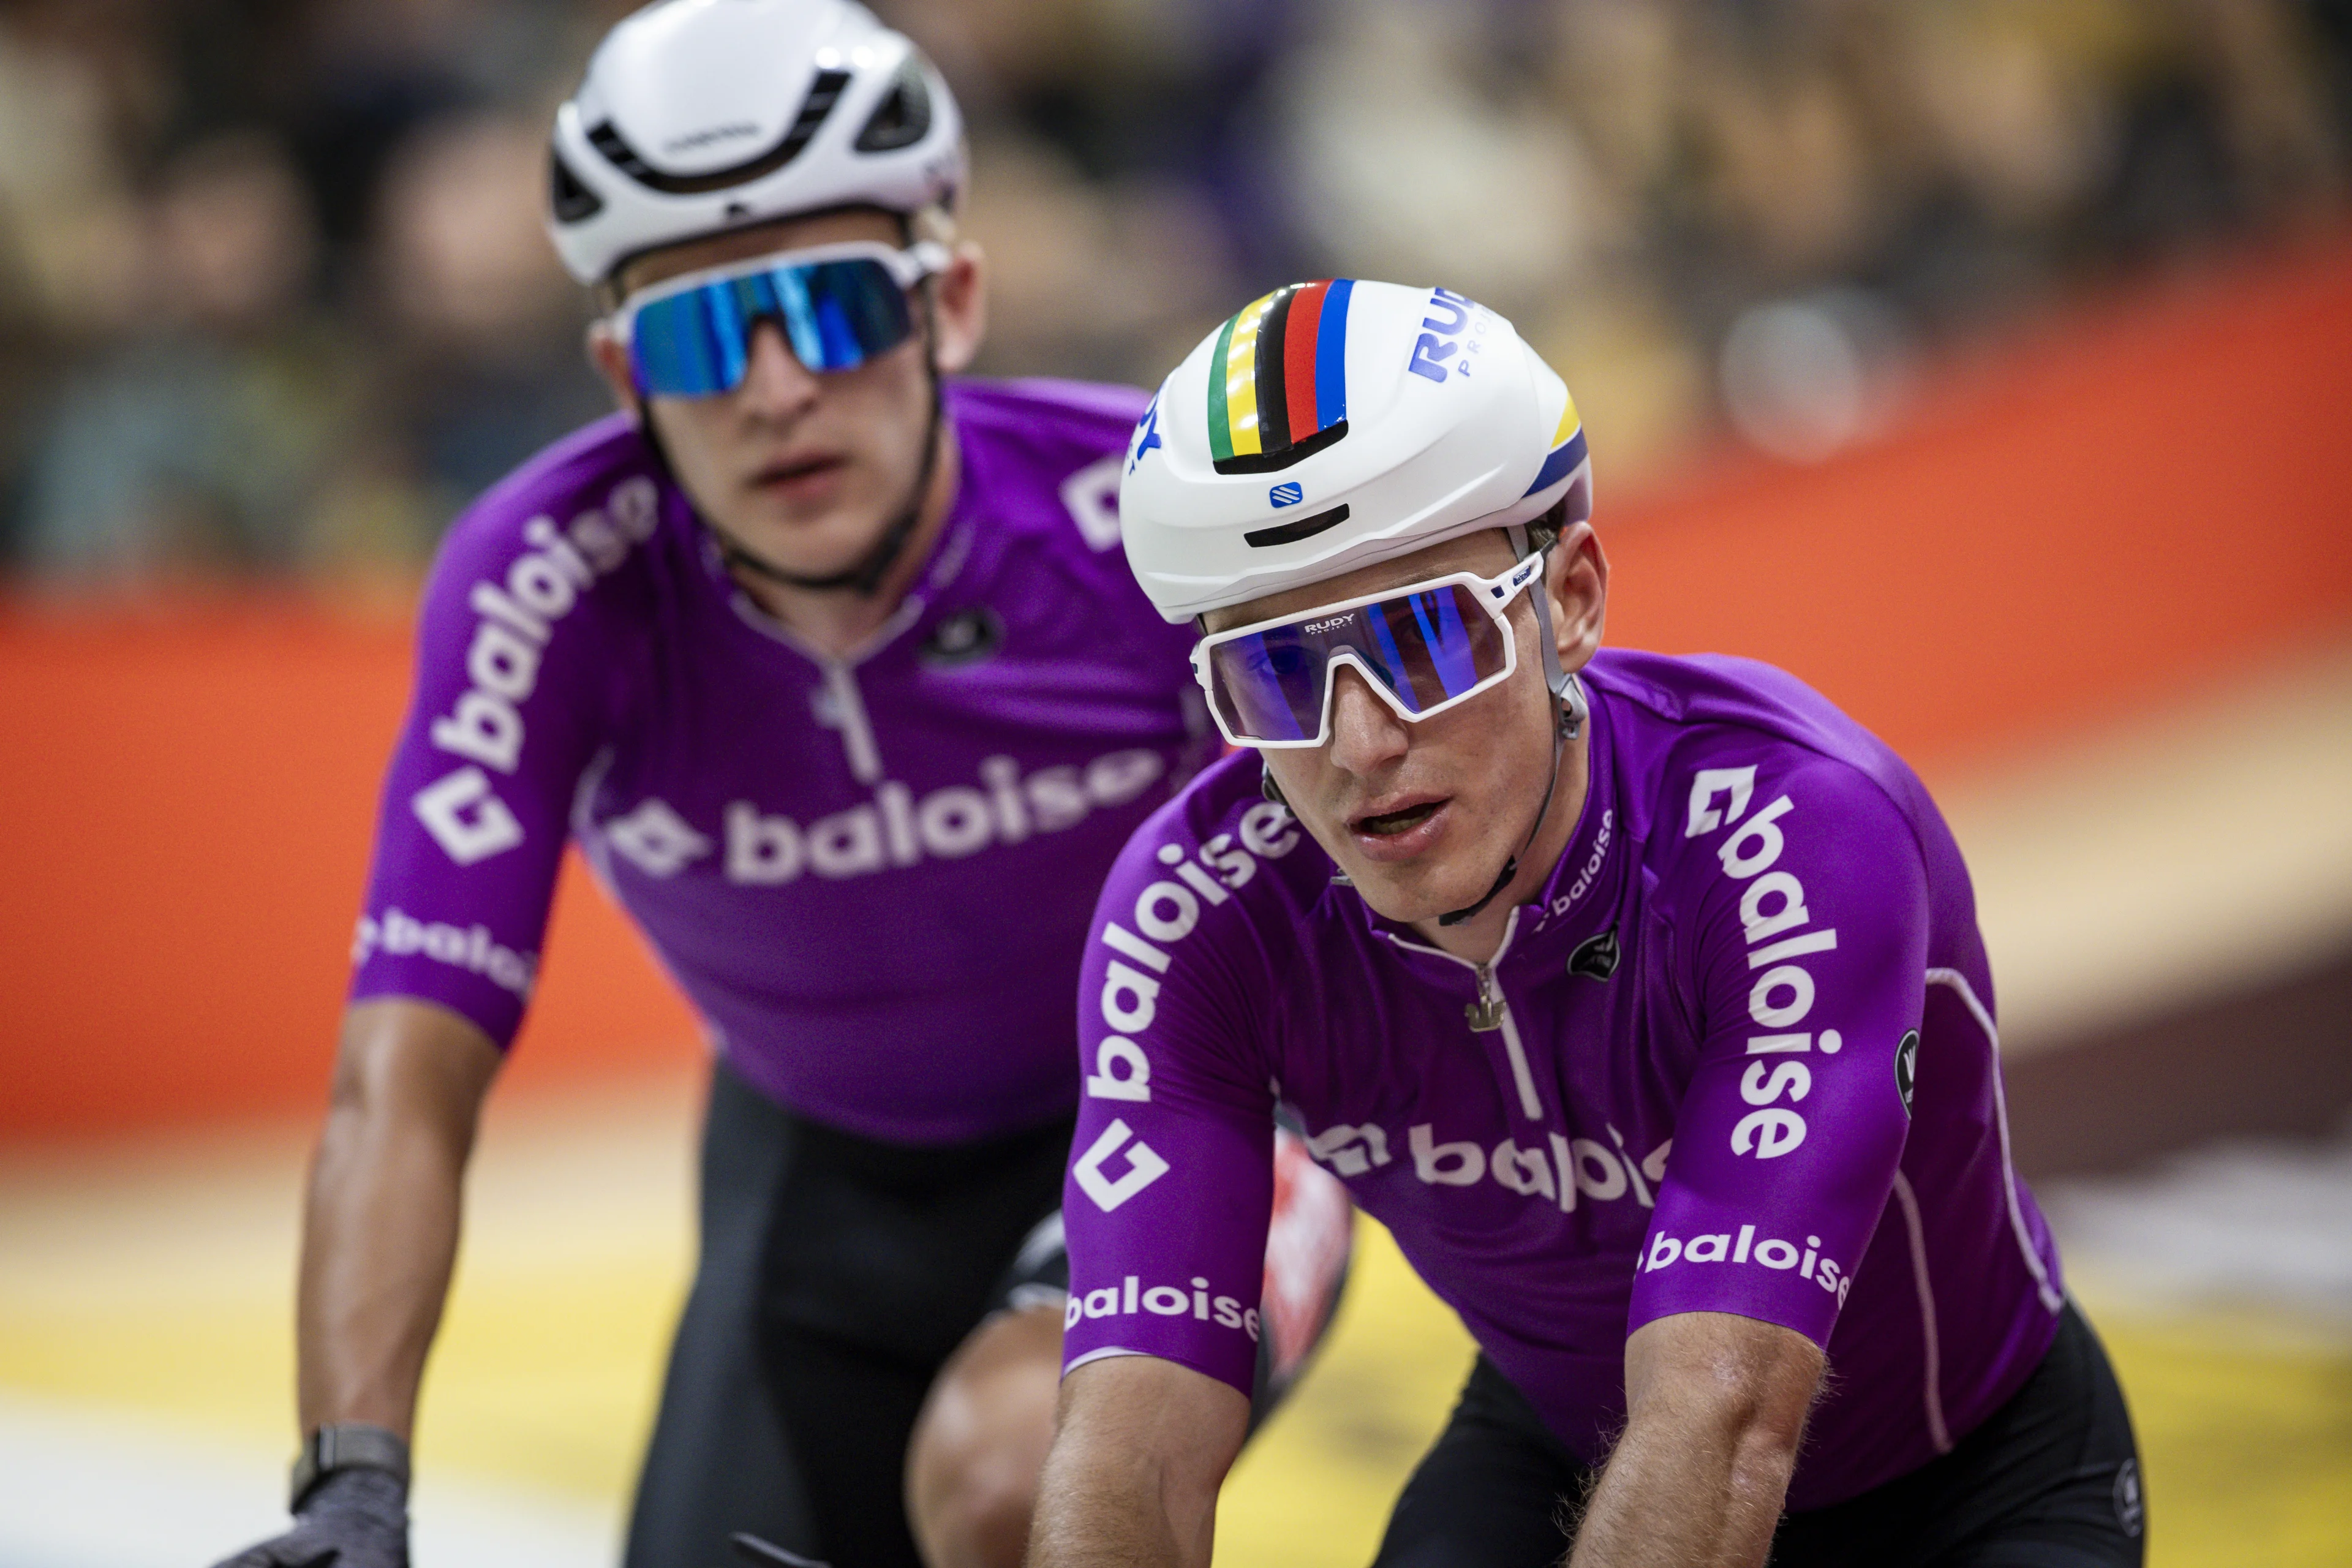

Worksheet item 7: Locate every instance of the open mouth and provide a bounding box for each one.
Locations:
[752,453,845,489]
[1352,799,1446,837]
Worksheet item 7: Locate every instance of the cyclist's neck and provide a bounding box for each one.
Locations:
[733,426,962,658]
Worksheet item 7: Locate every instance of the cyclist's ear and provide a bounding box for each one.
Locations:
[926,239,988,375]
[584,320,639,420]
[1545,519,1609,674]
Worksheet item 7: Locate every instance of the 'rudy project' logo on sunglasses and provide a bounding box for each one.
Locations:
[1302,613,1356,633]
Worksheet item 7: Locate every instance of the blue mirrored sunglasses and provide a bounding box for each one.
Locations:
[1194,551,1546,748]
[616,241,949,399]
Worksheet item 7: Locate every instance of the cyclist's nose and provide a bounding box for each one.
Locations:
[1325,666,1411,776]
[734,318,822,421]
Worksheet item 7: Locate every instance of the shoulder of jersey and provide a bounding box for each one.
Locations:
[427,413,672,606]
[1112,750,1336,935]
[951,375,1152,450]
[1583,647,1925,879]
[949,376,1147,522]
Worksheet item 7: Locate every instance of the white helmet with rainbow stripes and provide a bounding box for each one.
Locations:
[1118,278,1590,623]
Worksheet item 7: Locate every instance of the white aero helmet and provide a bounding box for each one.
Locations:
[1120,279,1591,623]
[548,0,965,284]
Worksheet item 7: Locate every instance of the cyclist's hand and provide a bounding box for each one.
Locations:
[210,1469,409,1568]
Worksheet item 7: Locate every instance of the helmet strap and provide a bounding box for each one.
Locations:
[1438,526,1584,928]
[633,281,948,600]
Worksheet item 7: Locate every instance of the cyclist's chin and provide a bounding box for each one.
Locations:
[1327,812,1513,927]
[1348,860,1506,928]
[714,489,895,579]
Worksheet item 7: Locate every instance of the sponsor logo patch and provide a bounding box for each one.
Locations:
[1568,929,1621,981]
[1894,1029,1919,1116]
[1268,481,1304,508]
[1085,802,1305,1111]
[713,748,1168,887]
[1064,1272,1259,1343]
[1072,1118,1170,1212]
[1126,396,1163,473]
[1643,1223,1851,1304]
[921,605,1004,668]
[665,122,761,154]
[1298,1114,1670,1218]
[353,908,538,1000]
[1683,765,1867,1161]
[2113,1459,2144,1537]
[415,476,662,865]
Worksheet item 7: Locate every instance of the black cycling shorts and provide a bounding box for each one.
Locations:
[1374,1300,2144,1568]
[625,1057,1344,1568]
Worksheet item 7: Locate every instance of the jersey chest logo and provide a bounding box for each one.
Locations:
[595,746,1171,884]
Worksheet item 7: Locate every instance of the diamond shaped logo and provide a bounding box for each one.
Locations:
[603,798,712,878]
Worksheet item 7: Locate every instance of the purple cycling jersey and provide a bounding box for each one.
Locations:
[1060,649,2067,1509]
[350,379,1208,1144]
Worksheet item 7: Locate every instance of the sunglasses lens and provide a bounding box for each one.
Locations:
[1357,583,1507,710]
[1205,582,1510,743]
[1208,631,1329,742]
[630,258,916,396]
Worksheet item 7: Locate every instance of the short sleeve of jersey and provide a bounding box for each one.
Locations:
[1630,753,1928,1348]
[347,470,650,1046]
[1059,801,1287,1396]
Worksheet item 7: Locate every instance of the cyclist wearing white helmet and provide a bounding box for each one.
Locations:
[211,6,1349,1568]
[1029,281,2144,1566]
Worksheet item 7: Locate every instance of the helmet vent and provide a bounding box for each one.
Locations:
[854,58,932,151]
[1215,420,1347,477]
[549,148,603,224]
[1244,503,1351,549]
[586,67,854,196]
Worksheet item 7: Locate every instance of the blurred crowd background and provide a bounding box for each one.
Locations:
[2,7,2350,1564]
[0,0,2345,587]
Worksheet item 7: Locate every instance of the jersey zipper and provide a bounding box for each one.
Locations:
[1468,962,1506,1031]
[816,658,884,785]
[1490,1000,1544,1122]
[1385,912,1547,1123]
[728,590,926,787]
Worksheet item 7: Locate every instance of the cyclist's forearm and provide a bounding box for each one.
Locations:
[1566,1400,1790,1568]
[1025,1441,1208,1568]
[1567,1313,1819,1568]
[1025,1359,1242,1568]
[295,1001,500,1439]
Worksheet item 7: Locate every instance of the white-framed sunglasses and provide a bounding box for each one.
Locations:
[1194,550,1547,748]
[612,239,950,398]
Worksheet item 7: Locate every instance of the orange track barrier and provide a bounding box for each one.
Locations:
[5,237,2350,1138]
[1602,239,2352,767]
[0,609,698,1138]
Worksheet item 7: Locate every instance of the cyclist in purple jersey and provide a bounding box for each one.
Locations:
[214,7,1349,1568]
[1030,282,2144,1566]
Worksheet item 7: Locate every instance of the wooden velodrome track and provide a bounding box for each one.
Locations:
[1,235,2348,1564]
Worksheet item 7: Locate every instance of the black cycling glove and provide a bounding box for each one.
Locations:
[211,1468,409,1568]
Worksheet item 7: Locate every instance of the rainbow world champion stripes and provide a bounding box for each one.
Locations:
[1207,279,1355,475]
